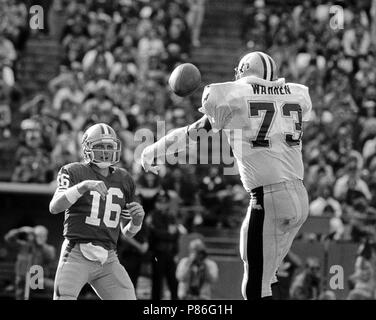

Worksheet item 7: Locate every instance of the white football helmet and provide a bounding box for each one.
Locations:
[82,123,121,168]
[235,51,278,81]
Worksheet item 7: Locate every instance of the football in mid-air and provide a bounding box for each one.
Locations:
[168,63,201,97]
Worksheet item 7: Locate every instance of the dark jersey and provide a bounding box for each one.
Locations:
[54,162,135,250]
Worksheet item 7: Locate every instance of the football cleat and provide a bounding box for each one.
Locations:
[235,51,278,81]
[82,123,121,168]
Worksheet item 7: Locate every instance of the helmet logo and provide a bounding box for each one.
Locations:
[239,63,250,74]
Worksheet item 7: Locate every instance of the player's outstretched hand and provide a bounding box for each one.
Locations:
[141,146,160,175]
[79,180,108,200]
[126,202,145,226]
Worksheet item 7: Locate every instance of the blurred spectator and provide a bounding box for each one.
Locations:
[0,33,16,87]
[82,42,114,80]
[162,166,198,206]
[347,198,376,243]
[273,250,302,300]
[0,80,11,138]
[166,17,191,55]
[11,119,53,183]
[147,190,181,300]
[51,120,80,170]
[343,21,371,57]
[318,290,336,300]
[334,154,372,204]
[310,185,340,213]
[305,155,335,191]
[4,225,56,300]
[309,185,345,239]
[20,94,52,118]
[164,43,186,72]
[0,0,28,50]
[137,28,165,79]
[186,0,206,47]
[198,166,228,227]
[0,32,17,65]
[347,239,376,300]
[176,238,218,300]
[50,72,84,112]
[137,172,162,215]
[290,257,322,300]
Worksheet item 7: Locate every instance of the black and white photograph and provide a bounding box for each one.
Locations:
[0,0,375,309]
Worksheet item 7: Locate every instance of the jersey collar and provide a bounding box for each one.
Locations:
[236,76,286,87]
[87,162,116,178]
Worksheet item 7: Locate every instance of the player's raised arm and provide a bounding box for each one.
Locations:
[140,114,212,174]
[141,85,229,174]
[49,167,108,214]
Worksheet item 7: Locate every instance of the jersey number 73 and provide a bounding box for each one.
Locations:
[249,101,303,148]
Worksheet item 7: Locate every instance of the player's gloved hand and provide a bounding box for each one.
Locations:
[141,146,160,175]
[126,202,145,226]
[78,180,108,200]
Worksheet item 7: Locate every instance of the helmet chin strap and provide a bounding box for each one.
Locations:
[94,162,112,169]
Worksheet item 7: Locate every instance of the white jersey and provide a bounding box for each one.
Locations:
[199,75,312,192]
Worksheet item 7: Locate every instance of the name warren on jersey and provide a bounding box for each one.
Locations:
[199,76,312,192]
[54,162,135,250]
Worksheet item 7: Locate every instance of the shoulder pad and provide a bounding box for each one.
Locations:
[286,82,309,93]
[202,82,234,104]
[207,81,235,91]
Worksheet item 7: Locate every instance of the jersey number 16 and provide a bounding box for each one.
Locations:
[86,188,123,228]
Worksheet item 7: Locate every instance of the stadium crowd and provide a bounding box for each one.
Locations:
[2,0,376,236]
[0,0,29,138]
[1,0,376,299]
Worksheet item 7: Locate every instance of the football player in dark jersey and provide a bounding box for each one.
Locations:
[49,123,145,300]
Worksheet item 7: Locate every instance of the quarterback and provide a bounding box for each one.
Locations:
[49,123,145,300]
[141,51,311,300]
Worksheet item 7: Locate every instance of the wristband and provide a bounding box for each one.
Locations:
[126,222,142,234]
[65,185,82,204]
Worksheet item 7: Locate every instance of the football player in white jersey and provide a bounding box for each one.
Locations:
[141,51,312,300]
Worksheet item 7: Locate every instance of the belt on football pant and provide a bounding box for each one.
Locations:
[65,240,116,253]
